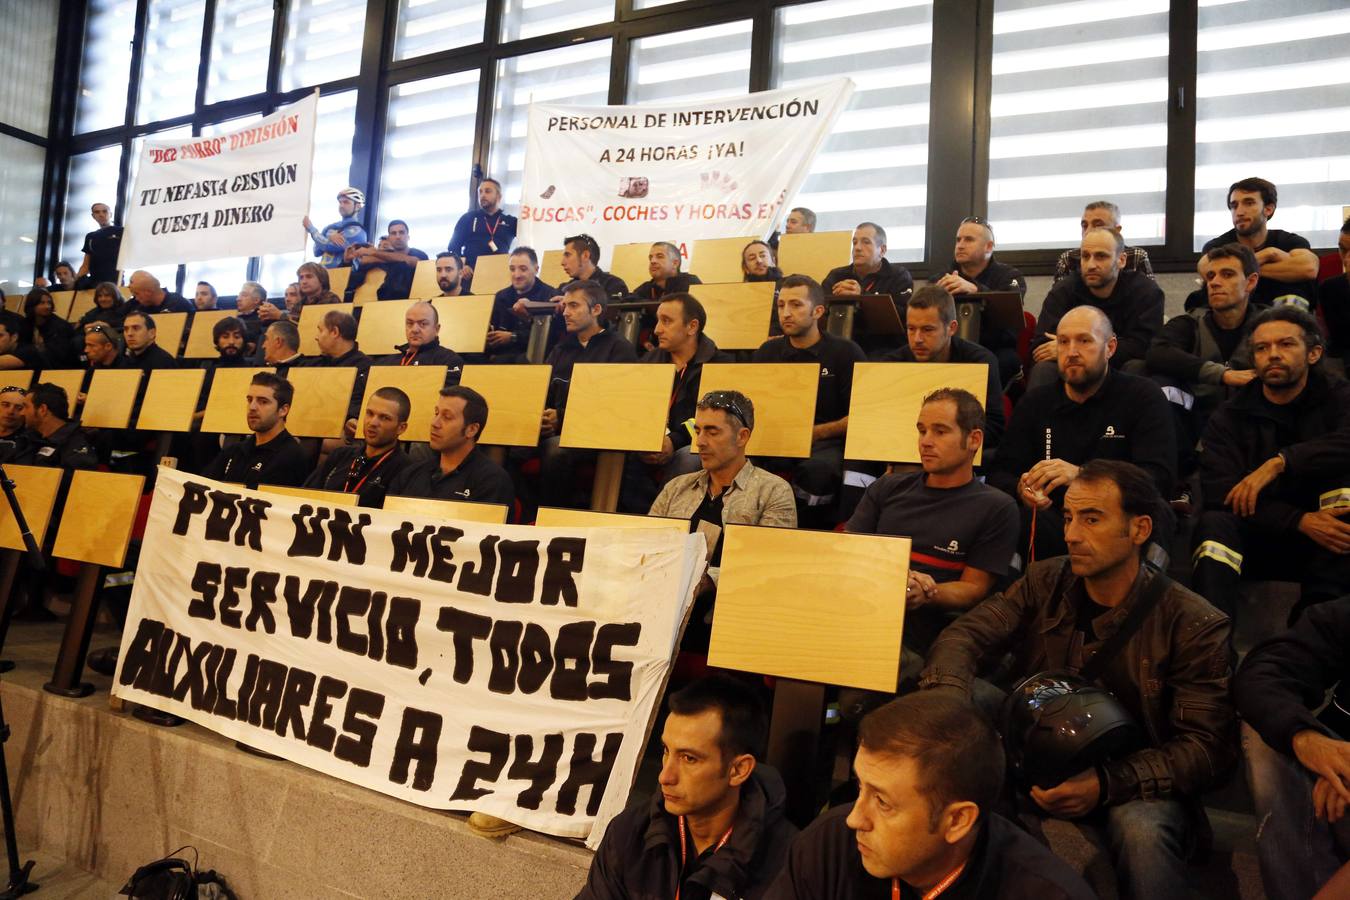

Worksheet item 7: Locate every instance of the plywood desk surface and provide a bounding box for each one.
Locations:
[698,363,818,458]
[51,470,145,569]
[360,365,447,443]
[457,364,550,448]
[285,366,358,438]
[845,362,990,464]
[692,282,774,351]
[200,367,275,434]
[468,254,510,297]
[777,231,851,283]
[82,369,144,429]
[0,464,64,551]
[609,242,653,291]
[382,495,509,524]
[298,302,355,357]
[261,485,359,507]
[690,236,755,284]
[559,363,673,453]
[183,310,236,359]
[534,507,687,534]
[136,369,207,432]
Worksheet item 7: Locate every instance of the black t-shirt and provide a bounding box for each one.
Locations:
[1202,228,1318,310]
[751,331,865,425]
[376,247,430,301]
[6,344,43,369]
[204,430,311,489]
[1211,320,1245,363]
[690,489,726,567]
[383,446,515,506]
[127,343,178,371]
[631,272,703,300]
[82,225,124,282]
[305,443,410,507]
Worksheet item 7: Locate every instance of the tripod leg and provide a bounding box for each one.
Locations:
[0,695,37,898]
[0,551,23,673]
[43,563,101,698]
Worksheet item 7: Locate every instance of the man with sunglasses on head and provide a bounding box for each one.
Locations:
[650,390,795,652]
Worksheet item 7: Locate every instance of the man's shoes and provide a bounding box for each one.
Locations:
[467,812,521,839]
[87,647,118,677]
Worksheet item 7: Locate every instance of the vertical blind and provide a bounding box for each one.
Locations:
[629,21,754,106]
[136,0,207,125]
[393,0,487,61]
[206,0,275,104]
[987,0,1170,251]
[74,0,137,134]
[0,0,58,137]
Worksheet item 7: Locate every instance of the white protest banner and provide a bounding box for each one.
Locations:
[112,468,703,847]
[519,79,853,256]
[117,92,318,269]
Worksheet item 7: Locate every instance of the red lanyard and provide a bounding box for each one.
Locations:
[676,817,732,900]
[482,213,503,240]
[893,861,966,900]
[400,346,418,366]
[345,447,396,493]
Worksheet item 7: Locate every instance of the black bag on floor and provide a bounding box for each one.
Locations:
[119,847,236,900]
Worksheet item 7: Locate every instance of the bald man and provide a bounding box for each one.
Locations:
[127,270,194,314]
[989,305,1177,560]
[373,300,465,380]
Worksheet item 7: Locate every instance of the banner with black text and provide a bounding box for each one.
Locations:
[519,79,853,255]
[117,92,318,269]
[112,468,703,847]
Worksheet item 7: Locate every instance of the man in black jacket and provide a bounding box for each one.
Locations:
[622,293,732,512]
[23,383,98,469]
[921,461,1234,900]
[821,222,914,354]
[989,305,1176,560]
[306,387,411,506]
[1147,243,1266,477]
[488,247,558,362]
[538,281,638,508]
[122,310,178,371]
[1192,305,1350,623]
[1028,228,1163,391]
[580,675,796,900]
[372,301,465,381]
[1233,597,1350,900]
[933,217,1027,384]
[203,373,310,489]
[630,241,703,301]
[885,286,1004,448]
[767,691,1094,900]
[384,385,514,506]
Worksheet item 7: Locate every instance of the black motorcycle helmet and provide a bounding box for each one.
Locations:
[1001,670,1143,789]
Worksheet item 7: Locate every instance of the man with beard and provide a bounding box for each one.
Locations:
[194,281,218,311]
[1192,305,1350,624]
[434,251,464,297]
[989,305,1176,561]
[448,177,517,285]
[384,385,514,505]
[305,387,411,506]
[209,316,249,368]
[1201,177,1318,311]
[741,240,782,286]
[203,373,309,489]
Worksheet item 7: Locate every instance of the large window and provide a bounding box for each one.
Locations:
[393,0,487,61]
[281,0,367,91]
[259,92,360,292]
[773,0,934,261]
[629,20,753,105]
[987,0,1170,251]
[75,0,138,133]
[498,0,612,43]
[205,0,275,104]
[490,40,613,208]
[0,137,46,291]
[136,0,207,124]
[1194,0,1350,250]
[0,0,58,137]
[381,71,481,252]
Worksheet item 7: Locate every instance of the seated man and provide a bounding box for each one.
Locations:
[296,262,342,307]
[488,247,558,361]
[933,217,1026,385]
[847,388,1018,655]
[372,300,464,380]
[194,281,218,311]
[920,460,1235,900]
[23,382,98,469]
[631,241,702,301]
[1202,177,1318,311]
[433,251,464,297]
[122,310,178,370]
[742,240,782,285]
[83,323,131,369]
[538,281,638,508]
[989,306,1176,560]
[305,386,411,507]
[233,281,279,351]
[1233,597,1350,900]
[650,390,796,650]
[0,312,43,370]
[558,233,629,298]
[884,286,1005,447]
[305,309,371,370]
[203,372,309,489]
[384,385,514,506]
[0,386,26,441]
[127,270,193,314]
[626,294,732,511]
[769,692,1094,900]
[303,187,368,269]
[768,205,816,252]
[208,316,250,368]
[1192,305,1350,623]
[752,275,865,527]
[821,222,914,351]
[1054,200,1156,282]
[343,218,427,301]
[260,320,303,368]
[1029,227,1164,391]
[581,675,796,900]
[1146,242,1266,477]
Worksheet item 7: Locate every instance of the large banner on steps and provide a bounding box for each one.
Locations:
[519,78,854,254]
[112,468,703,849]
[117,92,318,269]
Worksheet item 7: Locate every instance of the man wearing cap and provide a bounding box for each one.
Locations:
[304,188,369,269]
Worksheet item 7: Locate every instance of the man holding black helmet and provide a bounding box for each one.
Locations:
[919,459,1236,900]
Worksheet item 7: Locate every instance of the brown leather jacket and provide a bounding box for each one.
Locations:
[920,557,1237,805]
